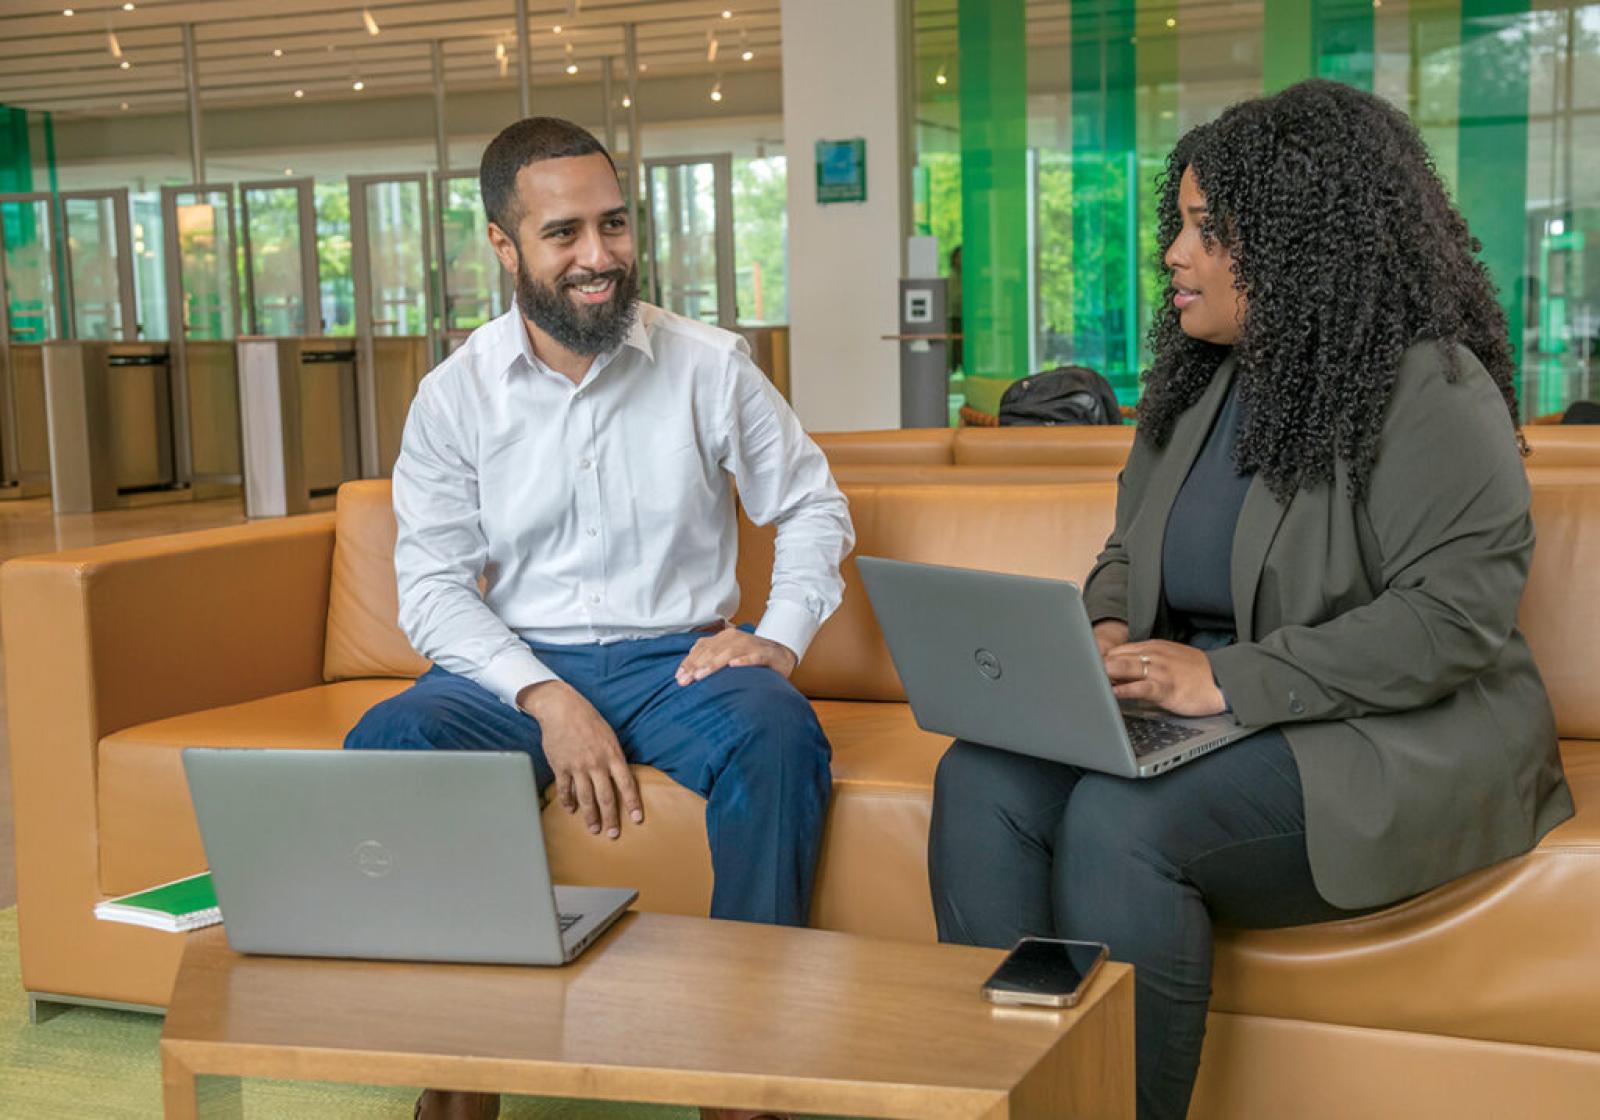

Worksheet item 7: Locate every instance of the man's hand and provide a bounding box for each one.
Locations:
[675,629,798,686]
[1104,639,1227,718]
[518,681,643,839]
[1092,619,1130,660]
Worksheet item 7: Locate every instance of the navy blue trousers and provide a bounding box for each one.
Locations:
[344,630,832,927]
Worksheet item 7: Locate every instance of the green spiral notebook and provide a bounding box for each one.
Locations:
[94,872,222,932]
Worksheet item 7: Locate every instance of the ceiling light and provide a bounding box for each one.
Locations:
[621,95,631,108]
[1165,16,1176,27]
[742,49,753,61]
[552,24,562,34]
[566,63,578,74]
[362,7,381,36]
[935,65,947,86]
[709,79,722,102]
[272,48,284,57]
[739,28,752,61]
[108,30,123,59]
[120,60,131,69]
[119,101,129,110]
[62,8,74,15]
[722,9,733,17]
[495,42,506,60]
[284,167,294,175]
[352,79,365,91]
[707,32,719,62]
[123,2,135,9]
[637,61,647,72]
[294,88,305,98]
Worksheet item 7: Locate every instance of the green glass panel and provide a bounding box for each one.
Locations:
[1071,0,1139,398]
[1,105,31,194]
[1457,0,1531,399]
[958,0,1030,380]
[1263,1,1374,93]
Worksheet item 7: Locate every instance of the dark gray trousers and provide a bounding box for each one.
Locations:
[928,731,1366,1120]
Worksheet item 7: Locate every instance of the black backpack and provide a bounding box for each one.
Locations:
[998,366,1122,426]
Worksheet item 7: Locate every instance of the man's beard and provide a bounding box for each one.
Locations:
[515,252,639,357]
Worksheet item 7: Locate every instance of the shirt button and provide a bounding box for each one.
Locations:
[587,527,598,537]
[579,458,592,470]
[589,593,601,605]
[574,389,584,400]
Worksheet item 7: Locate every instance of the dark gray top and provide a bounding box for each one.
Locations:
[1161,375,1251,651]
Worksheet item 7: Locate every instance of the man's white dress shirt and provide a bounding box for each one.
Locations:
[392,302,855,708]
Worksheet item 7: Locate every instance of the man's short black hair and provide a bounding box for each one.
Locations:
[479,116,617,237]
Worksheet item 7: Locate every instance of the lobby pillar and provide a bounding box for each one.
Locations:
[781,0,911,430]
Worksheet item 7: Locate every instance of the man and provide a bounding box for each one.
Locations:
[344,117,853,1120]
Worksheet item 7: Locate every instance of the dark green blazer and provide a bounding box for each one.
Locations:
[1082,343,1573,909]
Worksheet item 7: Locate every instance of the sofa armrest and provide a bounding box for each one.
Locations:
[1,512,335,997]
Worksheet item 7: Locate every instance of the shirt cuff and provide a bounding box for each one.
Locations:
[479,644,561,710]
[754,598,822,664]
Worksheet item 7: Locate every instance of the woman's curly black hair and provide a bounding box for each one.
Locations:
[1137,79,1521,500]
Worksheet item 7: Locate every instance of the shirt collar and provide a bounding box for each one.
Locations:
[497,301,655,381]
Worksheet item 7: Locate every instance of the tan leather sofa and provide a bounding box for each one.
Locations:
[6,470,1599,1117]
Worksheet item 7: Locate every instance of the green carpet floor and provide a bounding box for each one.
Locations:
[0,908,840,1119]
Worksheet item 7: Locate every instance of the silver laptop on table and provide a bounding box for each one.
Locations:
[856,556,1256,779]
[181,748,636,965]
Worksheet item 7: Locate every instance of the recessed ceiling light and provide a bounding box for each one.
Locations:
[566,63,578,74]
[119,101,129,110]
[1166,16,1176,27]
[273,48,283,58]
[552,24,562,34]
[119,60,131,69]
[294,88,305,98]
[621,95,631,108]
[722,9,733,18]
[62,8,74,16]
[123,2,135,10]
[352,79,365,91]
[742,49,753,61]
[637,61,647,72]
[284,167,294,176]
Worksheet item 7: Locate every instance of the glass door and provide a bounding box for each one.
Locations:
[162,184,244,491]
[350,173,436,476]
[434,171,508,354]
[240,179,320,336]
[645,155,736,327]
[59,189,137,341]
[0,192,65,494]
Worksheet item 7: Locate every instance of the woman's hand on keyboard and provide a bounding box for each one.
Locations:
[1104,639,1227,718]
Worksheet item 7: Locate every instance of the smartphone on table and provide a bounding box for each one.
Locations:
[981,937,1110,1008]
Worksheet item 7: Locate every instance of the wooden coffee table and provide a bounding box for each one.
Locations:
[160,912,1133,1119]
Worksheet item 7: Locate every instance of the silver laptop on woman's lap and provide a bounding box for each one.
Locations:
[181,748,636,964]
[857,556,1256,778]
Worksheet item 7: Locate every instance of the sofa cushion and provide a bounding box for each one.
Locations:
[737,482,1117,701]
[953,424,1135,466]
[97,679,409,895]
[1521,482,1600,738]
[94,676,1599,1050]
[323,481,430,682]
[1213,739,1600,1053]
[1521,425,1600,467]
[812,428,956,465]
[831,463,1119,486]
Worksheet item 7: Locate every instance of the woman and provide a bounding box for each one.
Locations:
[927,80,1572,1120]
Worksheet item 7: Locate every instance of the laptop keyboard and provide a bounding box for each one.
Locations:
[1122,715,1206,758]
[558,912,581,932]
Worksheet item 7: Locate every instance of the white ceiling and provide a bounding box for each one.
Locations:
[0,0,782,117]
